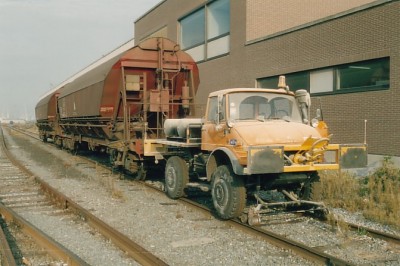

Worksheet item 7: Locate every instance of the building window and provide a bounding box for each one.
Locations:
[258,71,309,91]
[310,69,334,94]
[179,0,230,62]
[207,0,230,40]
[180,8,205,50]
[336,58,390,91]
[257,57,389,95]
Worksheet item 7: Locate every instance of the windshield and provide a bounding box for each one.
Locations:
[228,92,302,123]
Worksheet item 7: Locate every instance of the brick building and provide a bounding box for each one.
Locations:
[134,0,400,159]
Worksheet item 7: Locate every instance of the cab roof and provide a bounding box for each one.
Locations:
[208,88,295,98]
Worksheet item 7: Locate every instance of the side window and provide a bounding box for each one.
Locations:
[207,97,218,122]
[220,95,226,121]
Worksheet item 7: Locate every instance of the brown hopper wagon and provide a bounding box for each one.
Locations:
[35,91,60,141]
[36,37,199,177]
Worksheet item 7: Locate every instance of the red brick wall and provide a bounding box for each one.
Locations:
[246,0,376,42]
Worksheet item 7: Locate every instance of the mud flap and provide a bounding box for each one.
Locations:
[248,146,284,174]
[340,144,368,169]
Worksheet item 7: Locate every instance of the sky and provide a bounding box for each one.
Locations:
[0,0,161,120]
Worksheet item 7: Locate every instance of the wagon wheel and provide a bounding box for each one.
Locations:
[211,165,246,219]
[165,156,189,199]
[134,164,146,181]
[54,136,63,148]
[123,154,146,180]
[41,134,47,142]
[109,149,118,166]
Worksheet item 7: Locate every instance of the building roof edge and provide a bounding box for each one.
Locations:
[246,0,394,46]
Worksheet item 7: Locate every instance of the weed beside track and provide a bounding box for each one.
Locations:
[313,157,400,229]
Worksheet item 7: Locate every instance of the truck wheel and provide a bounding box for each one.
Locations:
[211,165,246,219]
[165,156,188,199]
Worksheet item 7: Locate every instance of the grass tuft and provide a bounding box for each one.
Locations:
[312,157,400,229]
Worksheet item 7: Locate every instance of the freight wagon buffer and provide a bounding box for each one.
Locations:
[53,38,199,177]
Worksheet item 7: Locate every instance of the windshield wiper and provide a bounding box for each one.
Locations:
[267,116,291,122]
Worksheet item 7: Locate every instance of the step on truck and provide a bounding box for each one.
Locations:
[149,76,367,223]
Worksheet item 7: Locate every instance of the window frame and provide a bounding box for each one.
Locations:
[180,7,205,50]
[257,57,390,95]
[178,0,230,62]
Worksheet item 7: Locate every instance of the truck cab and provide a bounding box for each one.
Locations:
[202,88,321,173]
[161,77,367,221]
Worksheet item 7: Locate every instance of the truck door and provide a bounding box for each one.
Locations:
[201,95,227,151]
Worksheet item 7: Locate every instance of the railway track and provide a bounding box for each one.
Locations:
[114,168,400,265]
[0,125,167,265]
[0,202,87,266]
[0,213,16,266]
[0,127,87,265]
[8,124,400,265]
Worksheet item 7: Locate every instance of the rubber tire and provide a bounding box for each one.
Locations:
[165,156,189,199]
[211,165,246,219]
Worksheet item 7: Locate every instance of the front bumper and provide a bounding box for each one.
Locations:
[245,143,367,174]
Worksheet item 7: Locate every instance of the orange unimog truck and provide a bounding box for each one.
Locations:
[148,76,367,223]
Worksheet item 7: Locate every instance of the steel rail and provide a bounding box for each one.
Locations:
[136,178,353,265]
[0,126,88,265]
[346,222,400,245]
[0,203,88,266]
[178,198,353,266]
[0,216,16,266]
[39,183,168,266]
[2,126,168,266]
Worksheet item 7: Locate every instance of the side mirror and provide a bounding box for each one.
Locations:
[311,109,323,128]
[295,89,310,124]
[316,108,322,119]
[311,108,325,128]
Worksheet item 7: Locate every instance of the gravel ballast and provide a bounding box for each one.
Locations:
[4,128,315,265]
[4,127,400,265]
